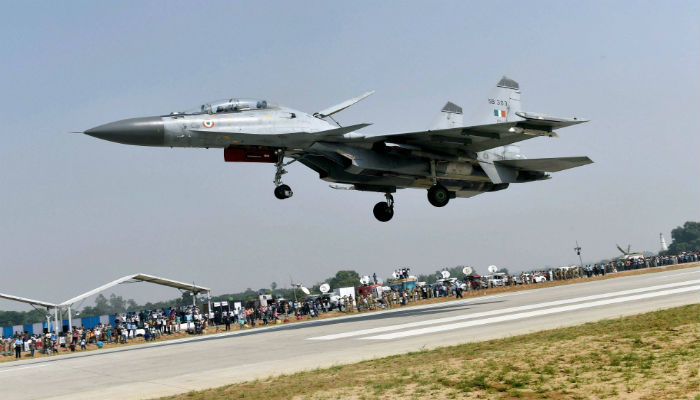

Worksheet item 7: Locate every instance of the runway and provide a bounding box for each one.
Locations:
[1,267,698,400]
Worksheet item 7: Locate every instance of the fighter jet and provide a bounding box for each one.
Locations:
[83,77,592,222]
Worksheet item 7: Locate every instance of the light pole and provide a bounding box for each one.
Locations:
[574,241,584,268]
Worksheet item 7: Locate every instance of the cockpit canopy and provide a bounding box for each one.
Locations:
[175,98,270,115]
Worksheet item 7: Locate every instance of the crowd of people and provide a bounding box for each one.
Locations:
[213,252,700,328]
[1,304,207,359]
[393,268,411,279]
[517,252,699,284]
[2,251,697,359]
[2,332,56,358]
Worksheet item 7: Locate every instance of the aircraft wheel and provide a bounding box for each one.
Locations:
[274,184,293,199]
[373,202,394,222]
[427,184,449,207]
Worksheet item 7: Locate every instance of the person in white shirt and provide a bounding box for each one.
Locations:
[14,337,23,358]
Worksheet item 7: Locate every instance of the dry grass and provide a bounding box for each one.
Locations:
[162,304,700,400]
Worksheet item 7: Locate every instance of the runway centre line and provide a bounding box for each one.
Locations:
[360,285,700,340]
[306,279,700,341]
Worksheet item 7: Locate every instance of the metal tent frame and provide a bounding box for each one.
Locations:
[59,273,212,330]
[0,293,59,337]
[1,273,212,335]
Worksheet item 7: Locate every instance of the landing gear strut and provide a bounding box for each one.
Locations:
[373,193,394,222]
[427,184,449,207]
[427,160,450,207]
[273,151,294,200]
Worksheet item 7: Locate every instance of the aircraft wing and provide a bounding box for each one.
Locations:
[495,156,593,172]
[349,114,587,154]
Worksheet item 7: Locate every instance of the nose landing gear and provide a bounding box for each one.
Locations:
[273,151,294,200]
[373,193,395,222]
[274,184,293,199]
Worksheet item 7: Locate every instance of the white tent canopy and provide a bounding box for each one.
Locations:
[59,273,211,331]
[0,292,57,309]
[0,293,60,336]
[2,273,211,333]
[61,273,211,307]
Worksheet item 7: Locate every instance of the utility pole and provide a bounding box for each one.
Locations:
[289,276,298,304]
[574,241,584,268]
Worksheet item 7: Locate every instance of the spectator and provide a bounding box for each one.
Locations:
[14,336,23,358]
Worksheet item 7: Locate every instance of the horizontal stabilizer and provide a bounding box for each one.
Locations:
[496,156,593,172]
[314,91,375,118]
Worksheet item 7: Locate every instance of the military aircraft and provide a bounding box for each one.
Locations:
[82,77,592,222]
[616,244,644,260]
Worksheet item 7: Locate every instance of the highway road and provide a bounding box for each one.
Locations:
[1,266,698,400]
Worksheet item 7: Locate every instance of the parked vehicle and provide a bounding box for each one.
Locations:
[481,273,508,288]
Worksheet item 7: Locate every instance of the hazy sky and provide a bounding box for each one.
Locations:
[1,1,698,311]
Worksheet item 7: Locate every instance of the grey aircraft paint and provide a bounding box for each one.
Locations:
[82,77,592,222]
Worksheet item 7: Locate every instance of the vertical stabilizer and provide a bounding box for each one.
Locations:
[469,76,522,125]
[429,101,463,130]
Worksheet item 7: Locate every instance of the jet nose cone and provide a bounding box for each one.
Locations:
[85,116,165,146]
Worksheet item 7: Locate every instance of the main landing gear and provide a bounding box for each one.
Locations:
[426,161,450,207]
[373,193,394,222]
[427,184,450,207]
[372,184,450,222]
[273,152,294,200]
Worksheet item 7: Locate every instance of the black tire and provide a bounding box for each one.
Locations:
[427,184,449,207]
[274,184,293,199]
[372,202,394,222]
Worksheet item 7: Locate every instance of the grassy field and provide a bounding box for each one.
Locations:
[162,304,700,400]
[2,262,697,365]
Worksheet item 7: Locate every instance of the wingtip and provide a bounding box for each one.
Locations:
[350,122,372,129]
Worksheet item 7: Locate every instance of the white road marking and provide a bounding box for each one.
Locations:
[0,364,48,374]
[661,270,700,277]
[360,285,700,340]
[307,279,700,341]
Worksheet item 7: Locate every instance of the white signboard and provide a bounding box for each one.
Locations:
[338,287,356,306]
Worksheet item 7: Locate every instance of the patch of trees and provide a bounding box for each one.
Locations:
[0,309,47,327]
[663,221,700,255]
